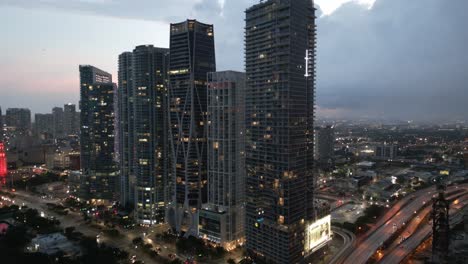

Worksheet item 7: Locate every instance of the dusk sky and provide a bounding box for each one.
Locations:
[1,0,467,121]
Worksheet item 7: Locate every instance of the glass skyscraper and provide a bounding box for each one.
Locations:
[118,45,169,224]
[244,0,318,263]
[167,19,216,235]
[79,65,118,202]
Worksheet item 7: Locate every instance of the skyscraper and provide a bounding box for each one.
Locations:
[118,51,134,208]
[199,71,246,249]
[52,107,64,138]
[5,108,31,132]
[64,103,79,135]
[167,19,216,235]
[245,1,320,263]
[118,45,169,224]
[314,125,335,164]
[34,113,54,136]
[79,65,118,202]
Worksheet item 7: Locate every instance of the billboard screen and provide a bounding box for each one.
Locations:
[305,215,332,253]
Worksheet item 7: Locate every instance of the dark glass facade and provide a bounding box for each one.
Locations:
[79,65,117,201]
[244,0,317,263]
[167,19,216,235]
[118,51,134,207]
[118,46,169,224]
[5,108,31,132]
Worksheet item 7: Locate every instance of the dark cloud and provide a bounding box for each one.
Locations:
[317,0,468,121]
[1,0,467,121]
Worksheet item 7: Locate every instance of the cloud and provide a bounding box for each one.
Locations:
[317,0,468,121]
[1,0,467,121]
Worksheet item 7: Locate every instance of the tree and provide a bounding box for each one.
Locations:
[64,226,76,238]
[132,237,143,245]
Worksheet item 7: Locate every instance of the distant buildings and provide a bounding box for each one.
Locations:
[5,108,31,132]
[167,19,216,235]
[374,143,398,160]
[0,107,4,140]
[52,107,64,138]
[314,125,335,164]
[63,103,79,135]
[244,0,322,263]
[79,65,118,202]
[199,71,246,249]
[34,113,54,137]
[118,45,169,224]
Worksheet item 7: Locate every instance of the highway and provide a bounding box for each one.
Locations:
[342,184,468,264]
[328,228,356,264]
[380,193,468,264]
[380,189,468,258]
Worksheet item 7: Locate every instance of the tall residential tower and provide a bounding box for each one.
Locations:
[118,45,169,224]
[199,71,246,249]
[245,1,322,263]
[79,65,118,201]
[5,108,31,132]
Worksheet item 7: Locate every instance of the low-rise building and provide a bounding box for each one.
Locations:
[28,233,80,256]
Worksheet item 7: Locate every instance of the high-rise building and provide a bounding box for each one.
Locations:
[64,103,79,135]
[167,19,216,235]
[314,125,335,164]
[118,45,169,224]
[118,51,134,208]
[245,1,324,263]
[199,71,246,249]
[34,113,54,136]
[5,108,31,132]
[79,65,118,202]
[374,143,398,160]
[52,107,64,138]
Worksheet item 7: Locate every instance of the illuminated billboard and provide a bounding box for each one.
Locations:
[304,215,332,253]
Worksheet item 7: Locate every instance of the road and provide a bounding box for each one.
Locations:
[327,227,356,264]
[380,193,468,264]
[342,184,468,264]
[9,190,158,264]
[6,189,244,264]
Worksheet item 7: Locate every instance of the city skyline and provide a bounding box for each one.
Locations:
[2,0,467,121]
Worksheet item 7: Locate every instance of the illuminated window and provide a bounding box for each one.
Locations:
[278,215,284,224]
[273,179,279,189]
[169,69,189,75]
[213,142,219,149]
